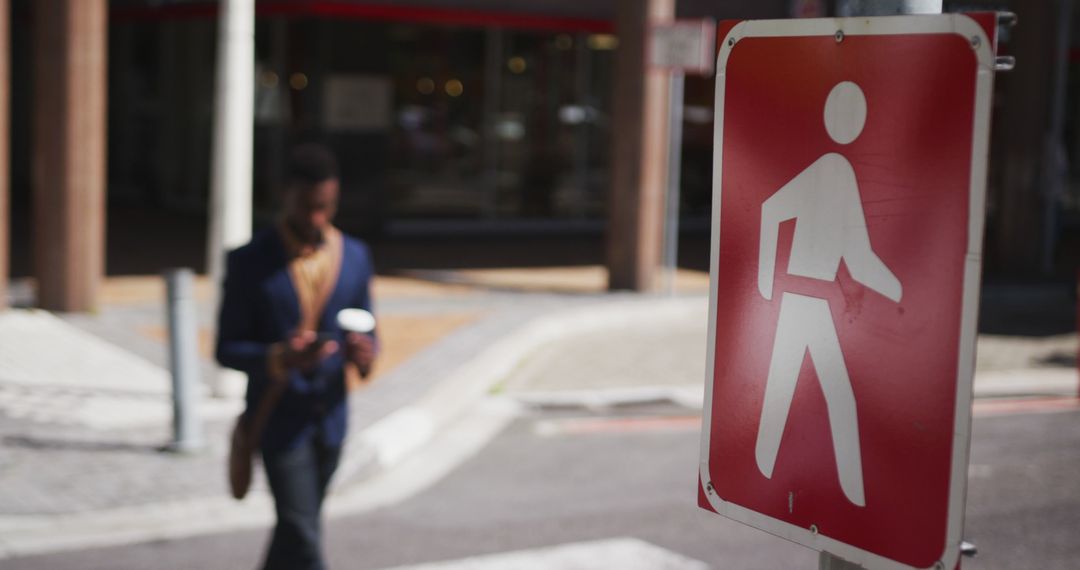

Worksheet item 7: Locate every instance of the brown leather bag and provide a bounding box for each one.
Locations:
[228,414,254,500]
[228,380,286,501]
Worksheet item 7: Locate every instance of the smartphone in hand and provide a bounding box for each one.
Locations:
[298,332,336,356]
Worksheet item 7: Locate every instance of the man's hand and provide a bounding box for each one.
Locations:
[345,333,376,378]
[279,330,339,375]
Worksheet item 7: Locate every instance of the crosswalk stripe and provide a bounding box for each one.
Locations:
[376,538,709,570]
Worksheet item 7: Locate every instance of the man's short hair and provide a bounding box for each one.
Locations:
[288,143,339,186]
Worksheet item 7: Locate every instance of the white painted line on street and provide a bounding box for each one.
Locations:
[515,385,704,411]
[375,538,710,570]
[533,415,701,437]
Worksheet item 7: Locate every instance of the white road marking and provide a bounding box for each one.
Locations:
[376,538,710,570]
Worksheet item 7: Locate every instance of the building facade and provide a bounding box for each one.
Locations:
[3,0,1078,309]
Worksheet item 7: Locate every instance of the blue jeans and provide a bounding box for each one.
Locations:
[261,437,341,570]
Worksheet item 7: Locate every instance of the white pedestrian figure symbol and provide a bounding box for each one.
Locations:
[755,82,902,507]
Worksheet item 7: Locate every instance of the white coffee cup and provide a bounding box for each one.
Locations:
[336,308,376,334]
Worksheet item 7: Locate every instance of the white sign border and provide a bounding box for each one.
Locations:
[698,14,994,570]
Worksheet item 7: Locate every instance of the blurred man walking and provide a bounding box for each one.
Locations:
[217,143,377,570]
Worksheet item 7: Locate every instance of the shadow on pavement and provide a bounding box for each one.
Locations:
[2,435,162,455]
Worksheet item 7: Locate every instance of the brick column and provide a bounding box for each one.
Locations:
[32,0,108,311]
[607,0,675,291]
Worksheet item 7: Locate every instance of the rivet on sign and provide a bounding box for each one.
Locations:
[970,36,981,49]
[934,562,945,570]
[835,30,844,43]
[728,37,735,47]
[810,524,819,535]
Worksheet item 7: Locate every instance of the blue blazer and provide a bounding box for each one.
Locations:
[215,228,376,452]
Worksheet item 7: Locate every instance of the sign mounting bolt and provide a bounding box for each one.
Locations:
[970,36,981,49]
[835,30,845,43]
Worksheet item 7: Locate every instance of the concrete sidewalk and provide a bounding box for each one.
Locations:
[0,270,1076,559]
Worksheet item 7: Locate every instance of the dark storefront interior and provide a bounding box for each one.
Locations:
[11,0,782,276]
[7,0,1080,278]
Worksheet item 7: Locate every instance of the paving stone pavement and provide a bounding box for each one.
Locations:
[503,300,708,398]
[0,418,235,515]
[0,281,648,517]
[506,314,1079,398]
[0,274,1075,524]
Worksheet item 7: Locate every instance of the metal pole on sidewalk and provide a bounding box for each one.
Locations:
[207,0,254,283]
[207,0,254,397]
[662,72,685,296]
[165,268,204,452]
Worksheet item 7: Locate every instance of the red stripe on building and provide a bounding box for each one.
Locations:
[972,396,1080,417]
[111,1,615,34]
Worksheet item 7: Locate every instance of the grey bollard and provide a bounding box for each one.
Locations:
[164,268,205,452]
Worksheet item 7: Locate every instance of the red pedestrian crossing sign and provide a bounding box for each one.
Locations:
[698,14,998,570]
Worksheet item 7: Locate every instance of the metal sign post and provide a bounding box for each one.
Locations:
[649,20,715,295]
[663,72,685,295]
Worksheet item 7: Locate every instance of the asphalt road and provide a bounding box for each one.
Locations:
[7,402,1079,570]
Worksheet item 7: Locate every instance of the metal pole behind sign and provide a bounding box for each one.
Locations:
[165,268,204,452]
[662,72,685,295]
